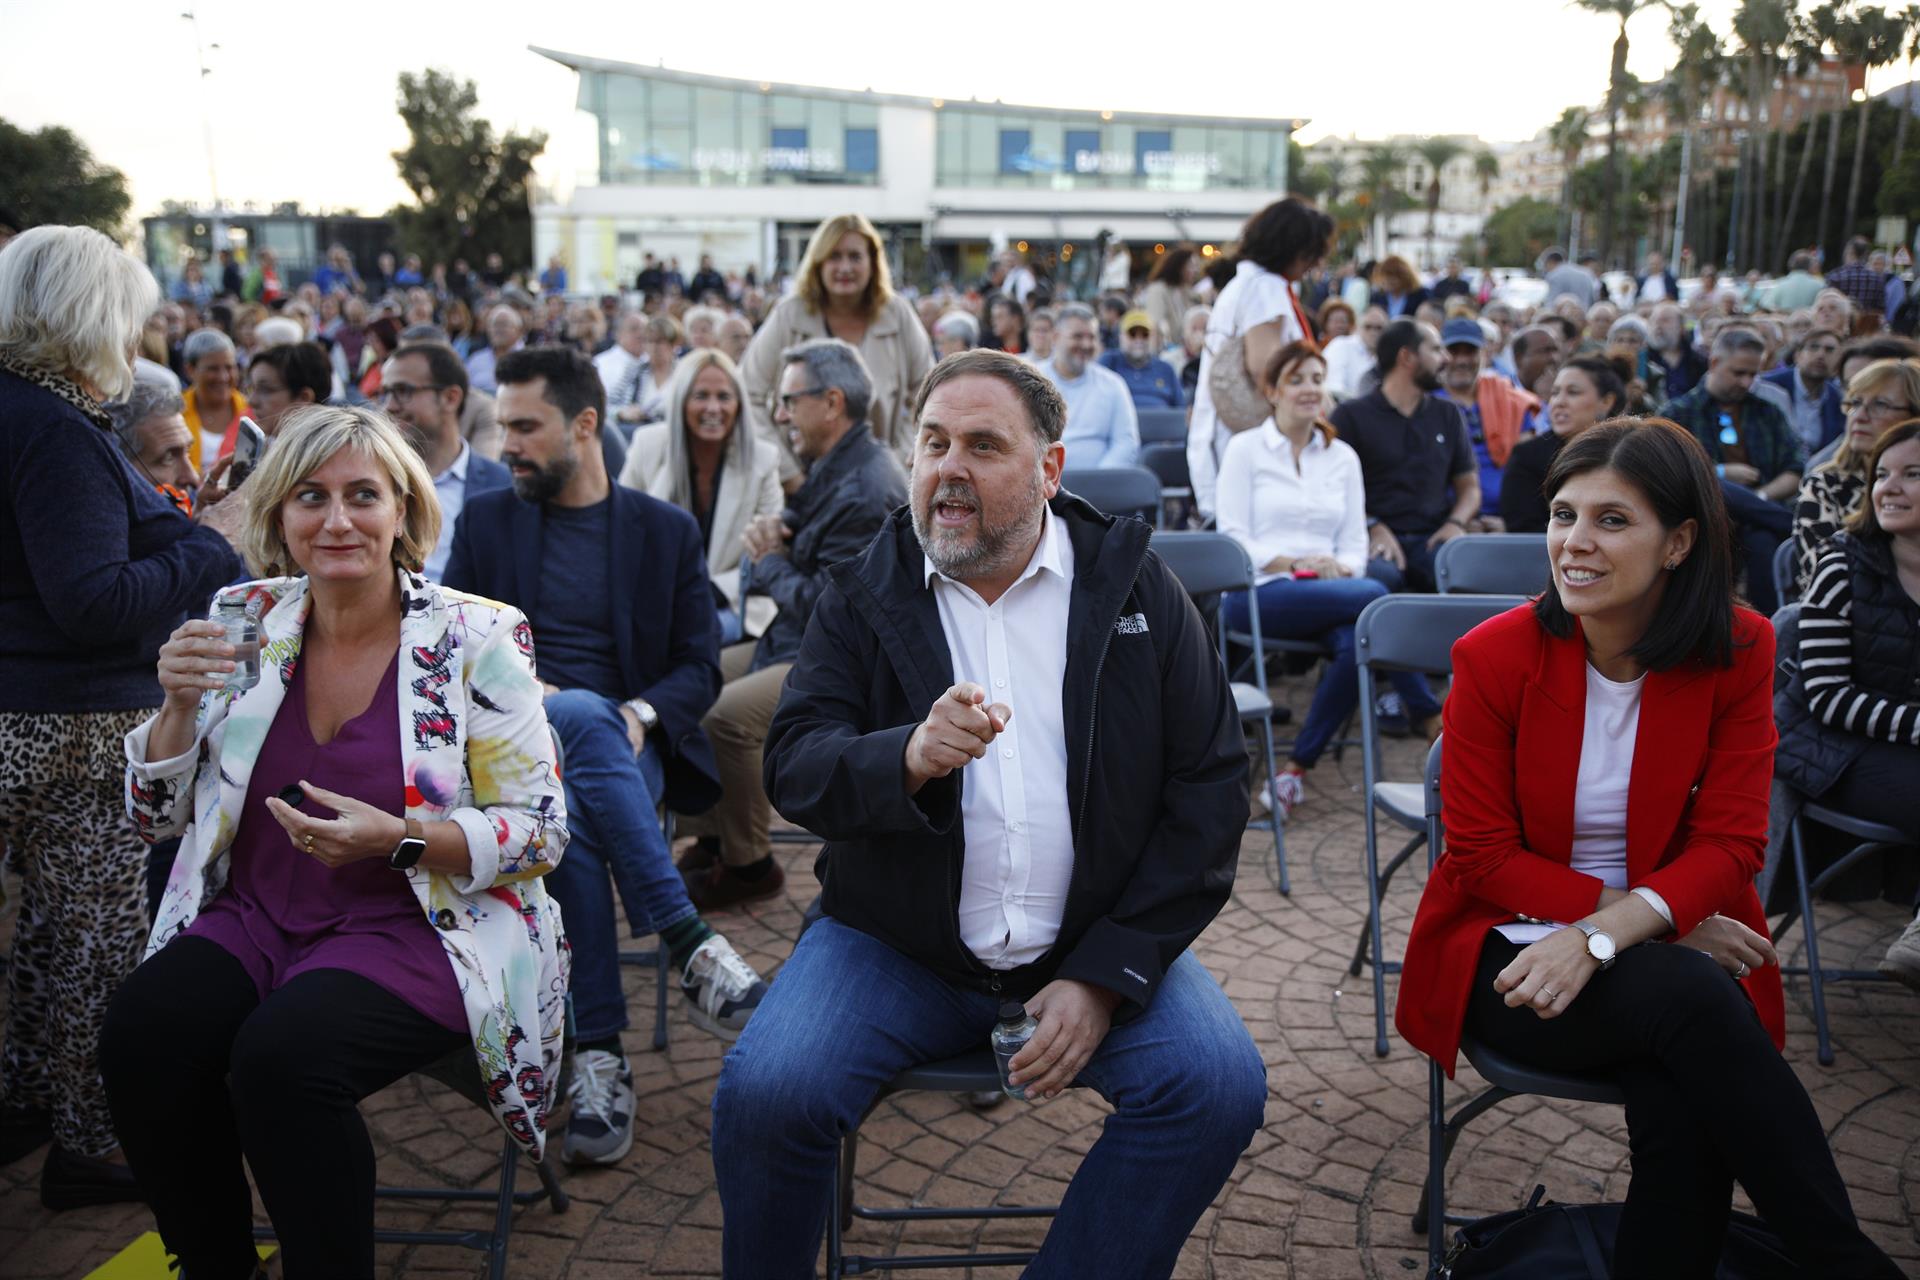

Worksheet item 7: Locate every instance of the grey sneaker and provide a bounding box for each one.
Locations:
[1879,913,1920,992]
[681,934,768,1040]
[562,1048,635,1166]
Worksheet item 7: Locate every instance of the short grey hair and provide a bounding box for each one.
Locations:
[1607,315,1650,343]
[912,349,1066,447]
[106,382,185,457]
[782,337,873,427]
[1712,326,1767,360]
[0,225,159,400]
[1054,302,1097,327]
[182,327,237,367]
[933,310,979,347]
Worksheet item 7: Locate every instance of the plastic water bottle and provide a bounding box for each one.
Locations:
[991,1001,1040,1100]
[216,598,261,692]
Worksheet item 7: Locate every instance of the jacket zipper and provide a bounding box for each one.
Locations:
[1073,553,1147,850]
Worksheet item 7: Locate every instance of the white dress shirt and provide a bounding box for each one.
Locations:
[424,440,472,583]
[1215,423,1369,585]
[926,511,1076,969]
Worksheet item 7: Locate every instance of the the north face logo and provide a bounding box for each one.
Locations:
[1115,613,1149,635]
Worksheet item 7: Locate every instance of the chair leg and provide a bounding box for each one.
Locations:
[534,1153,569,1214]
[654,945,671,1052]
[1790,816,1836,1067]
[1349,832,1425,978]
[826,1132,852,1277]
[1419,1059,1447,1270]
[1413,1083,1513,1238]
[1361,804,1390,1058]
[1257,718,1289,895]
[487,1133,518,1280]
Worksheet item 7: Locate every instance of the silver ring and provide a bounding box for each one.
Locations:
[1734,962,1749,980]
[1538,988,1558,1003]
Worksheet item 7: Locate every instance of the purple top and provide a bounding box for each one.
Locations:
[185,648,466,1031]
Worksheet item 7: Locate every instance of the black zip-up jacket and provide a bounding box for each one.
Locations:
[763,493,1248,1015]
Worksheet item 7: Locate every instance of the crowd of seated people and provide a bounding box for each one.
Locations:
[7,202,1920,1279]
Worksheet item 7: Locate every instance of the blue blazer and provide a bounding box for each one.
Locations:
[443,482,724,814]
[467,452,513,499]
[1760,368,1845,452]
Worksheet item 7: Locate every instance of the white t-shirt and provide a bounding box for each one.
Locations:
[1321,332,1375,398]
[1188,261,1305,517]
[1497,664,1644,944]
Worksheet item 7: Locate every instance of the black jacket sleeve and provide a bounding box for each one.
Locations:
[1498,443,1549,534]
[1052,555,1247,1013]
[637,516,723,745]
[763,578,960,840]
[751,492,890,624]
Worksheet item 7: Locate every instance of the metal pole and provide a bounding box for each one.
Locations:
[182,9,222,240]
[1670,127,1692,265]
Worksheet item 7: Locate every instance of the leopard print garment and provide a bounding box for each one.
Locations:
[1,707,154,1156]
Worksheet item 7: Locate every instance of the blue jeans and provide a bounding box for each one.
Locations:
[542,689,692,1042]
[1224,574,1436,766]
[717,606,744,647]
[710,918,1267,1279]
[1719,480,1791,616]
[1363,536,1444,721]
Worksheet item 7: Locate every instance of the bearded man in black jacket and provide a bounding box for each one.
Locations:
[709,349,1265,1278]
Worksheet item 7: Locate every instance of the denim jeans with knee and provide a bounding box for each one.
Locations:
[1361,534,1444,721]
[542,688,689,1042]
[710,917,1267,1279]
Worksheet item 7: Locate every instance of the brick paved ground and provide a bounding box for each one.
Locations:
[5,722,1918,1278]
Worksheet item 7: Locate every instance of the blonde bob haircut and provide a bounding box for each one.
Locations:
[240,403,442,578]
[796,213,893,321]
[0,225,159,401]
[1830,359,1920,474]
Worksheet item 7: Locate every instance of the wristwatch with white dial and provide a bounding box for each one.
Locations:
[1573,920,1618,969]
[625,698,660,733]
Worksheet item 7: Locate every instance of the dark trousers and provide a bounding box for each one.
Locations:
[1719,480,1792,616]
[100,937,466,1280]
[1816,736,1920,910]
[1364,533,1443,720]
[1465,934,1899,1279]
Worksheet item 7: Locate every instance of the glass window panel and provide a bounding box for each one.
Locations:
[1026,120,1064,178]
[937,112,966,184]
[1065,128,1101,180]
[652,82,692,126]
[999,128,1033,175]
[845,100,877,127]
[845,127,878,175]
[1136,128,1172,185]
[966,114,997,181]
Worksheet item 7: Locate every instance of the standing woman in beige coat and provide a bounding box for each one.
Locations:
[618,350,784,642]
[741,213,934,487]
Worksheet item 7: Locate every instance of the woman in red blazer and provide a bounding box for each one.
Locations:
[1396,420,1898,1278]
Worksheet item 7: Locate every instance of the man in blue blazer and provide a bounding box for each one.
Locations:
[1760,326,1845,456]
[382,342,513,583]
[444,345,768,1167]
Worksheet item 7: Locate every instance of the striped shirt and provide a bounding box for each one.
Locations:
[1798,547,1920,745]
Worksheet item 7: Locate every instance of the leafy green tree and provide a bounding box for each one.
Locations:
[1482,198,1562,266]
[388,69,547,270]
[1547,106,1594,248]
[0,119,131,234]
[1415,138,1466,266]
[1570,0,1664,265]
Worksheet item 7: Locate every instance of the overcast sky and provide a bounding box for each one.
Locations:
[5,0,1911,219]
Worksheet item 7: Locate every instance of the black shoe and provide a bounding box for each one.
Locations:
[0,1105,52,1166]
[40,1142,146,1210]
[675,835,720,875]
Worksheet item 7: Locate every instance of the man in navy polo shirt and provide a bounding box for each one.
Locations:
[1098,309,1184,409]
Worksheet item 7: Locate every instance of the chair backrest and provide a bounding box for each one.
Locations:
[1434,533,1551,596]
[1062,466,1163,525]
[1136,406,1188,445]
[1771,601,1802,697]
[1772,538,1798,606]
[1151,530,1268,695]
[1355,593,1529,676]
[1138,441,1190,491]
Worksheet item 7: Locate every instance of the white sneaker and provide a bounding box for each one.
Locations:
[1263,770,1306,820]
[680,934,768,1041]
[562,1048,634,1165]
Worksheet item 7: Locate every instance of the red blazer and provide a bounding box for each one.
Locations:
[1395,603,1786,1074]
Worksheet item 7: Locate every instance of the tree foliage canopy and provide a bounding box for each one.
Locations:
[388,69,547,269]
[0,119,131,234]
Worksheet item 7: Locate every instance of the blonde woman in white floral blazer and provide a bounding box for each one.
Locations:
[100,404,569,1280]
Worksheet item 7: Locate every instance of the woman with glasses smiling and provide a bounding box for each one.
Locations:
[1789,359,1920,596]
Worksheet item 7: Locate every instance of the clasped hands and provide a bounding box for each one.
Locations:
[1494,912,1778,1019]
[741,514,792,562]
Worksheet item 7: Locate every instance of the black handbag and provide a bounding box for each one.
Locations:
[1439,1185,1804,1279]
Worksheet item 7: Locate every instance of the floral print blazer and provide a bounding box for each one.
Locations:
[124,568,571,1158]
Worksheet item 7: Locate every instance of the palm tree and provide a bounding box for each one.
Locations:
[1473,148,1501,200]
[1733,0,1797,270]
[1415,138,1467,267]
[1664,4,1727,263]
[1842,5,1905,240]
[1890,4,1918,166]
[1358,144,1411,260]
[1570,0,1664,265]
[1547,106,1593,248]
[1814,0,1852,258]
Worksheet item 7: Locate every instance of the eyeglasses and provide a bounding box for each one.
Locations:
[1841,397,1915,419]
[778,386,829,411]
[380,382,446,403]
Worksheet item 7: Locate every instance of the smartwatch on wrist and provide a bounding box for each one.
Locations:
[389,817,427,871]
[1573,920,1618,969]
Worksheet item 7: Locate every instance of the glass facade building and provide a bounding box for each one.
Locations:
[933,111,1289,192]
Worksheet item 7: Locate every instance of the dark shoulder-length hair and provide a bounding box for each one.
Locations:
[1532,418,1738,671]
[1234,198,1334,278]
[1845,417,1920,543]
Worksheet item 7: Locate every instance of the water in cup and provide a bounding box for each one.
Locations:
[216,599,261,691]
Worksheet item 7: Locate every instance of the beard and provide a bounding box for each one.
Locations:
[1414,366,1443,393]
[510,443,578,505]
[912,467,1046,584]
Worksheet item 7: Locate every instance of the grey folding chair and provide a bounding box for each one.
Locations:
[1771,539,1799,607]
[1138,442,1193,527]
[1135,405,1188,446]
[1767,603,1916,1066]
[1061,466,1164,527]
[1152,530,1290,893]
[1352,593,1528,1056]
[1434,534,1551,596]
[1411,736,1629,1272]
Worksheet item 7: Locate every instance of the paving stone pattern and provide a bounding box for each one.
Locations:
[5,725,1918,1277]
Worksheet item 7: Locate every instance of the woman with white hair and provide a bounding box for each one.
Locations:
[0,225,245,1205]
[101,404,568,1278]
[931,309,980,359]
[181,326,249,474]
[617,349,783,643]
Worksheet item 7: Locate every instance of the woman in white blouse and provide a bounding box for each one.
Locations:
[1216,341,1426,816]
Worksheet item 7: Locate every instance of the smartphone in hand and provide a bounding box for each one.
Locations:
[229,416,268,486]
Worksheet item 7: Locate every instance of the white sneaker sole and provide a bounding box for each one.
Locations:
[686,1000,748,1042]
[562,1121,635,1166]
